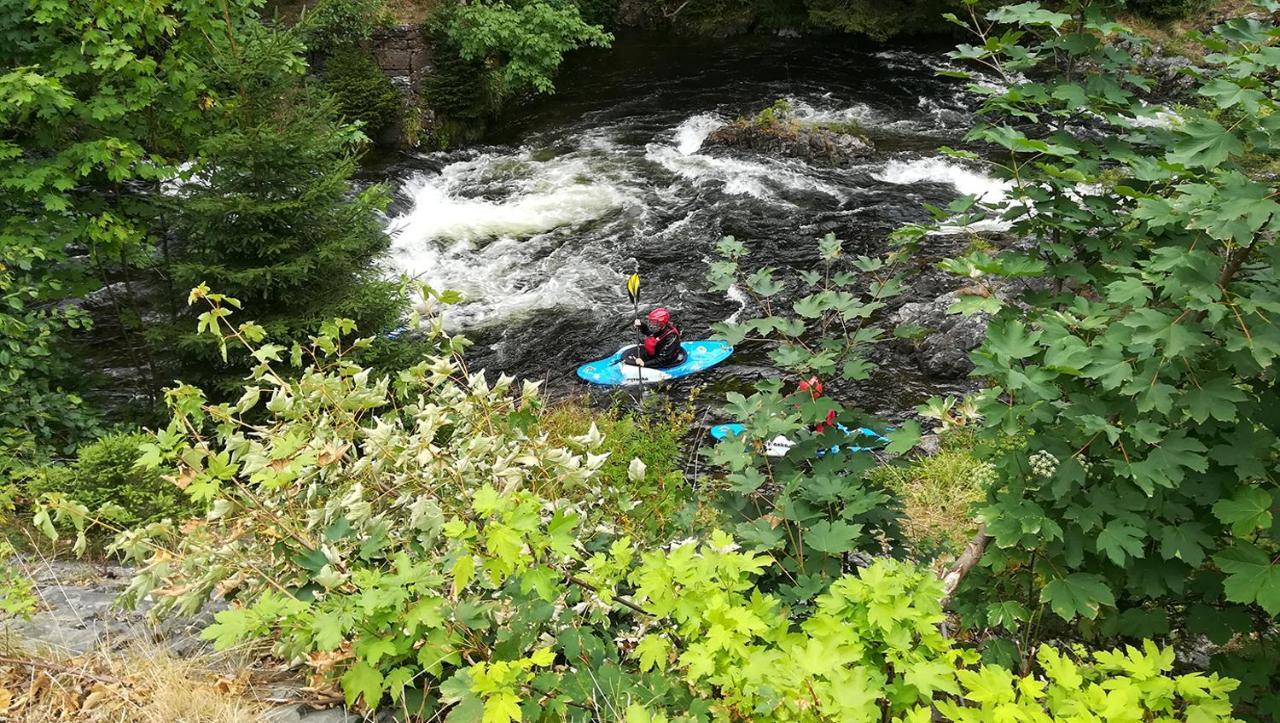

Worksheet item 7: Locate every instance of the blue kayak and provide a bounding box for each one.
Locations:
[709,423,889,457]
[577,341,733,386]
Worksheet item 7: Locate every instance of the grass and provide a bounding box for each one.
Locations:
[1117,0,1259,59]
[535,395,720,545]
[868,429,987,560]
[0,641,270,722]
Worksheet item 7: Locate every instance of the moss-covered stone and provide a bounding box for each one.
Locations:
[706,99,874,165]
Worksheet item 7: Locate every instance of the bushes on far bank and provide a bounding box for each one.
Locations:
[26,432,194,530]
[321,44,406,141]
[1125,0,1214,20]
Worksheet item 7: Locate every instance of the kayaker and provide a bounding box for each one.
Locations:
[627,307,684,368]
[797,376,838,433]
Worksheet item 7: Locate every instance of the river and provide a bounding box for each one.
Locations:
[379,33,1004,417]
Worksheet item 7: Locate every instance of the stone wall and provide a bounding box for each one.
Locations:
[369,24,433,80]
[367,24,436,147]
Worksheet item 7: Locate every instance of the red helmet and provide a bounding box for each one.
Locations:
[647,308,671,327]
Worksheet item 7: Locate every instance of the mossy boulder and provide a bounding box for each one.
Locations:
[705,102,874,165]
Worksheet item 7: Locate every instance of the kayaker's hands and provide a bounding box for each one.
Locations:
[635,358,645,367]
[633,319,643,328]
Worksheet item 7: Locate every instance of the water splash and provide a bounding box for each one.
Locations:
[725,283,749,324]
[673,113,725,154]
[873,156,1009,204]
[387,151,634,327]
[786,96,881,126]
[645,143,842,202]
[388,153,627,244]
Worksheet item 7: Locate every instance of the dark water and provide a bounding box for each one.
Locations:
[379,33,1001,417]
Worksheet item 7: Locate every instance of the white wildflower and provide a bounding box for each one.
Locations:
[628,457,646,484]
[1029,450,1059,479]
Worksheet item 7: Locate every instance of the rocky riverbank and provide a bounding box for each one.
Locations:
[0,560,359,722]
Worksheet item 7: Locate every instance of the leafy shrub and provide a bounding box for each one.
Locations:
[751,97,795,128]
[0,539,37,617]
[321,44,404,140]
[0,246,100,476]
[28,432,191,529]
[161,30,405,394]
[84,293,1241,719]
[441,0,612,100]
[536,397,713,544]
[420,30,501,145]
[912,1,1280,713]
[299,0,390,52]
[706,233,915,602]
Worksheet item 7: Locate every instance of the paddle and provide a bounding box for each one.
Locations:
[627,273,644,391]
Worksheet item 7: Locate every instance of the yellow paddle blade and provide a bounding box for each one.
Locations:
[626,273,640,304]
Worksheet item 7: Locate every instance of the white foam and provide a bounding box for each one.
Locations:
[646,143,841,203]
[725,283,749,324]
[389,174,622,244]
[160,160,200,196]
[1118,103,1182,129]
[673,113,725,155]
[873,157,1010,204]
[786,97,881,127]
[386,151,631,328]
[873,156,1016,234]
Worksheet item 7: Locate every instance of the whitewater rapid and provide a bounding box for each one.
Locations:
[378,36,1006,392]
[388,145,1004,329]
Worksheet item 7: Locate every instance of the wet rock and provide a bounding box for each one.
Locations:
[74,281,129,310]
[1136,53,1196,98]
[1,560,217,656]
[705,121,874,166]
[890,290,990,378]
[1112,38,1197,100]
[369,25,433,79]
[916,433,943,457]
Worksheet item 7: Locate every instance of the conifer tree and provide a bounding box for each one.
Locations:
[164,30,403,389]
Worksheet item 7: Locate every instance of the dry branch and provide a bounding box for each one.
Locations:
[941,524,990,606]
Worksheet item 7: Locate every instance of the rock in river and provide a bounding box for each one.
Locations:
[705,120,874,166]
[891,290,991,378]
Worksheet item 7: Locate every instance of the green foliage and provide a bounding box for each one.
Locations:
[0,540,37,618]
[706,234,916,602]
[1125,0,1213,21]
[420,31,499,146]
[751,98,796,129]
[0,0,266,466]
[321,45,405,139]
[0,246,99,474]
[927,1,1280,714]
[441,0,613,99]
[162,29,403,390]
[536,398,712,544]
[2,0,405,421]
[298,0,390,52]
[28,432,192,531]
[80,294,1240,720]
